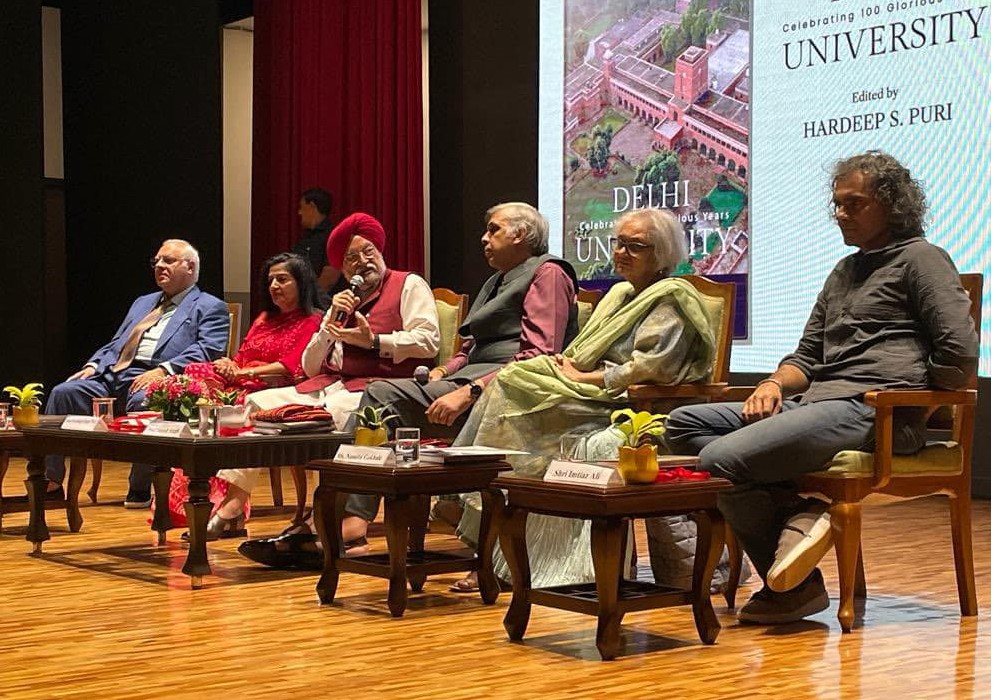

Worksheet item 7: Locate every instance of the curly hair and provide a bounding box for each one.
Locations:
[831,151,926,238]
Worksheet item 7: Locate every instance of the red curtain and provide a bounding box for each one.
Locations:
[252,0,424,295]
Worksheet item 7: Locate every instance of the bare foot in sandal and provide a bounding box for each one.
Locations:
[448,571,479,593]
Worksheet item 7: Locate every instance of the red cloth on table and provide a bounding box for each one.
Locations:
[250,404,333,423]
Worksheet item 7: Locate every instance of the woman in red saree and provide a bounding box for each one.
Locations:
[166,253,323,535]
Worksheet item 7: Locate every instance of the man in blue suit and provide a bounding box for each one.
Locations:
[44,239,230,506]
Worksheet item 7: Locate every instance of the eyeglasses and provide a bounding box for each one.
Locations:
[150,255,187,268]
[344,244,379,266]
[608,237,653,255]
[831,196,874,216]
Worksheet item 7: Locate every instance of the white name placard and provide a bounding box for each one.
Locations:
[143,420,194,438]
[60,416,109,432]
[544,460,623,488]
[334,444,396,467]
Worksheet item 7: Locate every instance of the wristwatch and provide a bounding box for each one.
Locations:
[469,381,483,399]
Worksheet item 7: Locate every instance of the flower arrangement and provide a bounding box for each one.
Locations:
[610,408,667,447]
[144,374,222,422]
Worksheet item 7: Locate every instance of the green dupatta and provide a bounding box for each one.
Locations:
[491,277,716,418]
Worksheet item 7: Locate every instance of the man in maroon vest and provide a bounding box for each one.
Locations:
[240,212,440,426]
[214,213,439,545]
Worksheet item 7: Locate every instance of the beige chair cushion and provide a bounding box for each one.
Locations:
[435,299,460,366]
[818,441,962,477]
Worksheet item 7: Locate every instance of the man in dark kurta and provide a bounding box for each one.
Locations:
[666,151,979,625]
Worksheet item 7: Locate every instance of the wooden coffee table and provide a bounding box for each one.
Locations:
[18,425,351,587]
[494,469,732,660]
[306,458,511,617]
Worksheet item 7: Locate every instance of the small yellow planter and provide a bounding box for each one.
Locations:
[618,444,658,484]
[12,405,40,429]
[354,426,388,446]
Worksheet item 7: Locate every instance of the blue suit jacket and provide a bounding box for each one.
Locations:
[87,286,230,374]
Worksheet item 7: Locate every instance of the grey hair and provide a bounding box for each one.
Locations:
[486,202,549,255]
[614,208,686,276]
[831,150,926,238]
[161,239,201,282]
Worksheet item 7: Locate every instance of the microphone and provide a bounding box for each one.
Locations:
[333,275,365,327]
[413,366,430,385]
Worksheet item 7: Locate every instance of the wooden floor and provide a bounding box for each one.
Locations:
[0,460,990,699]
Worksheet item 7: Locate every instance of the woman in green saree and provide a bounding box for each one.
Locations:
[449,207,717,589]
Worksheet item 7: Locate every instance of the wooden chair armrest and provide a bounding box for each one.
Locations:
[863,389,977,407]
[865,388,976,489]
[627,382,729,401]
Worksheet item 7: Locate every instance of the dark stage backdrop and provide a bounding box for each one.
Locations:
[60,1,223,372]
[252,0,424,303]
[0,1,50,387]
[427,0,540,295]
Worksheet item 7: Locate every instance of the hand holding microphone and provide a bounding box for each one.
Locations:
[326,275,365,331]
[414,366,430,385]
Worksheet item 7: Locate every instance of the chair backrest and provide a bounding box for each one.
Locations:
[959,273,983,391]
[576,287,603,330]
[679,275,736,384]
[432,287,469,366]
[926,273,983,431]
[225,302,242,357]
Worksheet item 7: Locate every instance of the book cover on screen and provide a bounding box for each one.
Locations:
[562,0,750,339]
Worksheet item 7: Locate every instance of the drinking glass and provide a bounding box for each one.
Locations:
[559,431,587,461]
[198,405,218,437]
[394,427,421,465]
[0,402,10,430]
[217,405,248,437]
[92,397,116,424]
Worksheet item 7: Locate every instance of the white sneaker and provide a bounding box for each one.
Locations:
[767,501,833,593]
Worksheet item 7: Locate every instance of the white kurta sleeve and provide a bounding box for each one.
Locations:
[376,274,441,364]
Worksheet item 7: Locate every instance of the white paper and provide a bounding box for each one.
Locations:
[334,444,396,467]
[543,460,623,488]
[60,415,109,432]
[143,420,194,438]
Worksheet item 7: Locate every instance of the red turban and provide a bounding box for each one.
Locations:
[326,212,387,268]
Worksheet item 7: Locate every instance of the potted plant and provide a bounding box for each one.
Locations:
[352,405,396,446]
[610,408,666,484]
[4,382,44,428]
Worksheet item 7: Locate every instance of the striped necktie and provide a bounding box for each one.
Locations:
[112,298,169,373]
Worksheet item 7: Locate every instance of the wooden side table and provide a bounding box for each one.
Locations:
[18,426,350,587]
[495,472,732,660]
[306,459,511,617]
[0,429,87,535]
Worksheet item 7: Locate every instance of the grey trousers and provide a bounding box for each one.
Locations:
[344,377,469,520]
[666,398,921,580]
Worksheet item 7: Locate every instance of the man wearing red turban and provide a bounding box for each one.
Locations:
[216,212,440,548]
